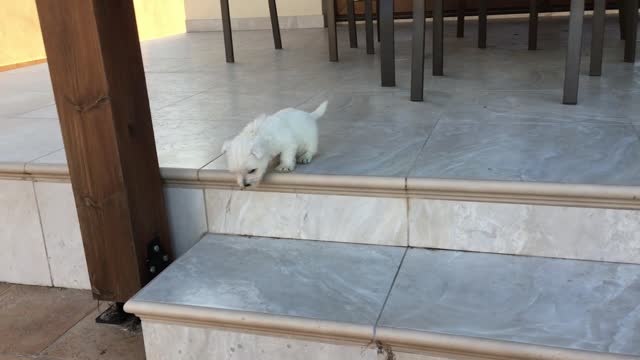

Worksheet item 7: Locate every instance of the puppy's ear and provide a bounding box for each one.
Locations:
[250,140,266,159]
[222,140,231,154]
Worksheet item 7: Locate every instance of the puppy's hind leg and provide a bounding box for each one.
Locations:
[297,138,318,164]
[276,148,297,173]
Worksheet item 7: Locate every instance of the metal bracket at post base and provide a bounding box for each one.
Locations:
[146,236,171,279]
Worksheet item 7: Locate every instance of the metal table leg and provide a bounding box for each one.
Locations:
[377,0,381,42]
[380,0,395,86]
[529,0,539,50]
[433,0,444,76]
[624,0,638,62]
[365,0,375,54]
[269,0,282,49]
[220,0,234,62]
[618,0,626,40]
[562,0,585,105]
[457,0,465,38]
[411,0,425,101]
[479,0,487,48]
[327,0,338,61]
[590,0,606,76]
[347,0,358,48]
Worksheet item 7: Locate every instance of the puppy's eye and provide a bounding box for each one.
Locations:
[248,169,257,174]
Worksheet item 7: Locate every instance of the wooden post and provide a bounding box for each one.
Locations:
[35,0,173,302]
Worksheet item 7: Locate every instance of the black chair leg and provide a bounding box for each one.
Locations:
[618,0,626,40]
[220,0,234,62]
[433,0,444,76]
[529,0,539,50]
[563,0,585,105]
[377,0,381,42]
[347,0,358,48]
[268,0,282,49]
[457,0,465,38]
[411,0,425,101]
[380,0,395,86]
[327,0,338,61]
[590,0,606,76]
[365,0,375,54]
[624,0,638,62]
[479,0,487,48]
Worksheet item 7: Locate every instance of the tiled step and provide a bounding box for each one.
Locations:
[125,234,640,360]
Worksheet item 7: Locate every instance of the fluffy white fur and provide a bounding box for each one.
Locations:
[223,101,328,188]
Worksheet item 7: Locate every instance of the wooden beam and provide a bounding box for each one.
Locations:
[35,0,172,302]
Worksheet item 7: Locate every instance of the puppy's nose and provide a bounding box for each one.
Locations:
[243,182,252,188]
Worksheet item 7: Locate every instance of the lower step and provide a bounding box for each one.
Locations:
[125,234,640,360]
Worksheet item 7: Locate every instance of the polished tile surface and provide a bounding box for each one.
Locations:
[164,187,208,257]
[132,234,405,326]
[410,198,640,264]
[1,16,639,185]
[205,189,408,246]
[142,321,379,360]
[378,248,640,356]
[0,180,51,286]
[34,182,90,289]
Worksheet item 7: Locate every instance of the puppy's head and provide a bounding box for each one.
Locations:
[223,132,271,189]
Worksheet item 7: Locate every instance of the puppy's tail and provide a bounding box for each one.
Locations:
[310,101,328,120]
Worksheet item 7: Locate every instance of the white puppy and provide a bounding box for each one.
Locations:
[223,101,328,188]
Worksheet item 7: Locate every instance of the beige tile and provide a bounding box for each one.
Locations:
[0,180,52,286]
[0,283,13,297]
[42,307,145,360]
[0,285,96,355]
[34,182,90,289]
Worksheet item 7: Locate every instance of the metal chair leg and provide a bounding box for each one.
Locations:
[457,0,465,38]
[590,0,606,75]
[220,0,234,63]
[268,0,282,49]
[347,0,358,48]
[479,0,487,48]
[433,0,444,76]
[624,0,638,62]
[411,0,426,101]
[327,0,338,61]
[365,0,375,54]
[529,0,539,50]
[562,0,585,105]
[377,0,381,42]
[618,0,626,40]
[380,0,395,86]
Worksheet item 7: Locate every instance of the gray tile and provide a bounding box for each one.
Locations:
[132,234,405,327]
[378,248,640,356]
[164,187,207,257]
[0,92,54,118]
[0,117,63,163]
[411,119,640,185]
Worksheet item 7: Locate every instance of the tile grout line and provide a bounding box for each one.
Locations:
[37,301,99,357]
[372,246,408,342]
[25,147,65,167]
[31,181,55,288]
[406,112,443,178]
[202,187,212,235]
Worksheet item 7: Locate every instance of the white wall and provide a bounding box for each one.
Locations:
[184,0,324,31]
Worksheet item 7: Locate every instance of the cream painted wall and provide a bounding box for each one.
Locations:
[185,0,322,20]
[0,0,186,69]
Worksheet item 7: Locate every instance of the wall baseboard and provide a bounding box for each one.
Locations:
[186,15,324,32]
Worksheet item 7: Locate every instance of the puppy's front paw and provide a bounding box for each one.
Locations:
[276,164,295,173]
[297,154,313,164]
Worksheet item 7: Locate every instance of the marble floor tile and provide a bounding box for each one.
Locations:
[378,248,640,357]
[411,119,640,185]
[42,306,145,360]
[0,180,51,286]
[0,92,54,118]
[409,198,640,264]
[0,283,12,297]
[142,321,379,360]
[131,234,405,327]
[205,189,408,246]
[0,117,63,163]
[163,186,208,257]
[0,285,96,354]
[34,182,90,289]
